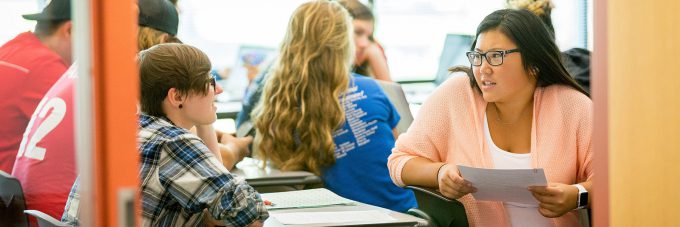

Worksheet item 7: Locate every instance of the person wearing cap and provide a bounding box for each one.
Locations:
[57,1,255,225]
[9,0,183,222]
[0,0,72,174]
[137,0,180,50]
[56,0,183,225]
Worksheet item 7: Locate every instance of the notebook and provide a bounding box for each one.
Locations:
[271,210,396,225]
[260,188,356,210]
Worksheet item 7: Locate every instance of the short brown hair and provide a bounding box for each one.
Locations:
[34,19,69,37]
[138,43,213,117]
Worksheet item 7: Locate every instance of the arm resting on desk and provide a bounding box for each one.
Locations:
[219,134,253,171]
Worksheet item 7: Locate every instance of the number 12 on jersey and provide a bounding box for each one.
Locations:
[16,96,67,161]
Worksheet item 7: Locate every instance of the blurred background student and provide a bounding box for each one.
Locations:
[0,0,74,223]
[252,0,416,212]
[338,0,392,82]
[507,0,591,93]
[0,0,72,174]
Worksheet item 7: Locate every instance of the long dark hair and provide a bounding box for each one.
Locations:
[469,9,588,97]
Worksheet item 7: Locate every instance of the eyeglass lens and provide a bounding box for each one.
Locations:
[467,51,505,66]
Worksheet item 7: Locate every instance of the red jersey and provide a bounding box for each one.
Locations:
[12,64,77,220]
[0,32,67,173]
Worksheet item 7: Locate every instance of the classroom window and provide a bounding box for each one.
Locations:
[176,0,592,85]
[372,0,592,82]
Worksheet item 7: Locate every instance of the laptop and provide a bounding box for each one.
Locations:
[435,34,475,84]
[399,34,473,109]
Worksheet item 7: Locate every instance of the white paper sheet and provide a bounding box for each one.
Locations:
[271,210,396,225]
[457,165,547,205]
[261,188,355,210]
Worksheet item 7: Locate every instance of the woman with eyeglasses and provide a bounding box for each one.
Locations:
[388,9,591,226]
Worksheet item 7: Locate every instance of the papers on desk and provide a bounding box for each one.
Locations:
[457,165,547,205]
[261,188,355,210]
[271,210,396,225]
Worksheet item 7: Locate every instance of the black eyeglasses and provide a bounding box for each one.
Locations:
[209,73,217,92]
[466,49,520,66]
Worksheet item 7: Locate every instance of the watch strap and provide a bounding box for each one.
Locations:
[573,184,588,210]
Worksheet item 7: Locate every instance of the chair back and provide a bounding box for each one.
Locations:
[24,210,69,227]
[406,186,468,227]
[0,170,29,226]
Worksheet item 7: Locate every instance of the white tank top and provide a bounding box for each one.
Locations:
[484,114,552,227]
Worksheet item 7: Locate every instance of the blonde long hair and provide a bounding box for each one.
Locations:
[253,0,354,175]
[506,0,555,35]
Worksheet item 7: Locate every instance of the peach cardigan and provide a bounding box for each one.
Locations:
[388,74,592,227]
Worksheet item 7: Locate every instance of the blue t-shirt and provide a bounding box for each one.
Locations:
[322,75,417,212]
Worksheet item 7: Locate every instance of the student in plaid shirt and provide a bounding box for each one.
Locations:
[61,43,268,226]
[136,43,268,226]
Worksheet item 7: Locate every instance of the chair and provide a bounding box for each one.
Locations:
[578,209,591,227]
[406,186,468,227]
[24,210,68,227]
[0,170,29,226]
[375,80,414,134]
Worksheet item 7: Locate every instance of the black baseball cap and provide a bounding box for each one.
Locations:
[22,0,71,21]
[138,0,179,36]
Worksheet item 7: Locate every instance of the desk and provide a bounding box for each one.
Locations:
[215,101,242,119]
[231,158,321,188]
[264,202,426,227]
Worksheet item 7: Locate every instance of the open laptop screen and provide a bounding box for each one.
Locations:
[435,34,474,85]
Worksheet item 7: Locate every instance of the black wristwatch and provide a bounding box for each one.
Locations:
[573,184,588,210]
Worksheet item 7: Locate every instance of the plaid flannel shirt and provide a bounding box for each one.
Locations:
[61,177,80,226]
[139,114,268,226]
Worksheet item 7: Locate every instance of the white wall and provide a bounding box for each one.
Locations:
[0,0,38,45]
